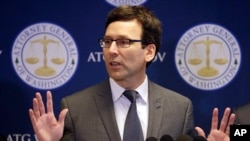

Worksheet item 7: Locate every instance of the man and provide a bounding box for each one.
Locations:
[29,5,235,141]
[234,103,250,124]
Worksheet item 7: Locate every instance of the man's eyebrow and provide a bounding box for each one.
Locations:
[104,35,131,39]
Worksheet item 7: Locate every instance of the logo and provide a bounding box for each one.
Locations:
[12,23,78,90]
[7,133,38,141]
[105,0,147,7]
[86,51,166,62]
[230,125,250,141]
[175,24,241,90]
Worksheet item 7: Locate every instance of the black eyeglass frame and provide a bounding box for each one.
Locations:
[98,38,145,48]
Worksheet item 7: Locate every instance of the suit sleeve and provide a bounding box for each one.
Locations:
[233,103,250,125]
[183,99,196,137]
[60,98,75,141]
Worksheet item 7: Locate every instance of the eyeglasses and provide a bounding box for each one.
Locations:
[99,38,144,48]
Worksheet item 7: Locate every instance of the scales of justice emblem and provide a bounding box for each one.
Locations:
[175,23,241,90]
[187,36,230,78]
[25,35,66,77]
[12,22,78,90]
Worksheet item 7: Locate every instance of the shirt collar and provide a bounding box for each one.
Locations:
[110,76,148,104]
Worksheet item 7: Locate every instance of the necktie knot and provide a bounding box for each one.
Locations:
[123,90,138,103]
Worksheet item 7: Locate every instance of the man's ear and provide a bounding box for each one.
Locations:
[145,44,156,62]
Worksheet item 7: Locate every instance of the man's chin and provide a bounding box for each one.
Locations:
[109,74,125,81]
[110,76,123,81]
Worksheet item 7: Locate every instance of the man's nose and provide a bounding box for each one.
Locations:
[108,41,119,52]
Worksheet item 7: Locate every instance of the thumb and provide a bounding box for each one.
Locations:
[195,126,206,138]
[58,108,69,125]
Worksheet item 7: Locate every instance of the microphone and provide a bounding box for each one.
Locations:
[160,134,174,141]
[145,137,158,141]
[175,134,193,141]
[193,136,207,141]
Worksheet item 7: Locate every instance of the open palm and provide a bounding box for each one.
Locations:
[29,91,68,141]
[196,107,235,141]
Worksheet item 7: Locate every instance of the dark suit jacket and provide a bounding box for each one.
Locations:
[234,103,250,124]
[60,79,194,141]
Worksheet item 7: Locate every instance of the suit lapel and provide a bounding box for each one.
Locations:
[147,80,164,138]
[94,79,121,141]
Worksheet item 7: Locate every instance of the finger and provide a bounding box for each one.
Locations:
[228,113,236,125]
[210,107,219,131]
[33,98,40,118]
[219,107,231,132]
[36,92,46,115]
[58,109,69,126]
[195,126,206,137]
[46,91,54,115]
[29,109,38,132]
[225,113,236,135]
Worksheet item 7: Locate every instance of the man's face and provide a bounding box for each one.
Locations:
[103,19,155,86]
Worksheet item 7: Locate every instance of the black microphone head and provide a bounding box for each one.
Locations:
[175,134,193,141]
[160,134,174,141]
[193,136,207,141]
[146,137,158,141]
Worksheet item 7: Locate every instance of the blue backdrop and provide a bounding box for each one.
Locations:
[1,0,250,140]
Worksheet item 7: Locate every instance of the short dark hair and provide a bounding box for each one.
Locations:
[105,5,162,67]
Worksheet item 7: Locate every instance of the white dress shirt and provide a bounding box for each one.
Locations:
[110,77,149,140]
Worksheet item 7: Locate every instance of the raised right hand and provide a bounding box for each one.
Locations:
[29,91,68,141]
